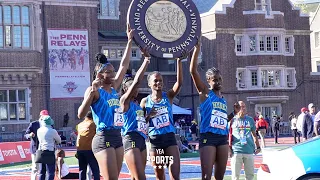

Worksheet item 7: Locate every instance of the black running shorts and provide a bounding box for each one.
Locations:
[199,132,228,149]
[123,131,146,153]
[149,132,177,151]
[92,129,123,154]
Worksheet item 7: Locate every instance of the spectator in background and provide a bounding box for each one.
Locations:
[288,112,295,122]
[291,114,300,144]
[58,132,67,147]
[308,103,316,122]
[37,115,61,180]
[63,113,69,127]
[314,111,320,136]
[302,107,314,141]
[297,108,308,135]
[273,116,280,144]
[70,130,77,146]
[264,115,271,137]
[76,111,100,180]
[190,120,198,141]
[256,115,268,148]
[25,110,49,180]
[230,101,261,180]
[253,112,260,123]
[56,149,79,179]
[308,103,318,136]
[175,119,181,135]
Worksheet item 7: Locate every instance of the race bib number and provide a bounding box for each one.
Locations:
[137,119,148,135]
[210,115,227,130]
[114,112,124,127]
[151,113,170,129]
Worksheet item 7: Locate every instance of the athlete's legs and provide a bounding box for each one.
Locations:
[200,146,216,180]
[141,149,147,170]
[115,146,124,176]
[94,149,118,180]
[124,148,146,180]
[150,150,165,180]
[214,144,229,180]
[165,145,180,180]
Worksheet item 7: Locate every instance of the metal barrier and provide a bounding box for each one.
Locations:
[279,122,292,135]
[0,132,25,142]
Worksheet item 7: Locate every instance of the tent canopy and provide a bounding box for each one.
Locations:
[172,104,192,115]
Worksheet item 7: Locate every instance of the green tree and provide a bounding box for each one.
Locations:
[294,0,308,14]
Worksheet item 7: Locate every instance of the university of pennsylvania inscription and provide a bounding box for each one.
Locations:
[128,0,201,59]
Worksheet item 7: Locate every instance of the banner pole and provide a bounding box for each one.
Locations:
[42,2,50,112]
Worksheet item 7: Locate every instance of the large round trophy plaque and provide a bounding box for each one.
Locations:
[128,0,201,59]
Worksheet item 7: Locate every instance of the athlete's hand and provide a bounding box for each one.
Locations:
[195,34,202,49]
[146,107,157,123]
[177,48,189,61]
[127,23,135,41]
[141,46,151,58]
[149,107,157,118]
[91,74,103,92]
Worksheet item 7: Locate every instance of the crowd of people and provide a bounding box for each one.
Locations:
[24,24,320,180]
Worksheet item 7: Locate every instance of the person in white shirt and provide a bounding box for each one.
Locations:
[291,114,300,144]
[297,107,308,134]
[56,149,79,179]
[37,115,61,180]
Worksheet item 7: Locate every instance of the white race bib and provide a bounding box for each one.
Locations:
[151,113,170,129]
[114,112,124,127]
[137,119,148,135]
[210,114,227,130]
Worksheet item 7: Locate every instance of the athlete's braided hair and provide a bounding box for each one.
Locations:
[205,67,220,80]
[120,69,134,96]
[92,53,110,81]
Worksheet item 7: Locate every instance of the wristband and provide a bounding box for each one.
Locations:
[256,147,261,150]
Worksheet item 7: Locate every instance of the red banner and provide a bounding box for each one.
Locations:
[0,141,31,165]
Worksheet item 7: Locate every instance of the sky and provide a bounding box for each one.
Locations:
[291,0,320,3]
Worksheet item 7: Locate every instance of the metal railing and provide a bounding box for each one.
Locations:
[0,132,25,142]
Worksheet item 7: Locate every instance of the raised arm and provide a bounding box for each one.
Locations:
[189,37,207,94]
[121,52,151,112]
[113,24,134,89]
[78,86,98,119]
[167,52,186,102]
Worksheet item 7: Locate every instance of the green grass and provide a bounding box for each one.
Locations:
[180,152,200,158]
[0,156,78,170]
[0,161,32,170]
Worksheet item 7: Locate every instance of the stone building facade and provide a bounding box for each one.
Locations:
[182,0,320,128]
[0,0,319,138]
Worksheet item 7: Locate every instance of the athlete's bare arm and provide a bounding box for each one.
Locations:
[113,24,134,89]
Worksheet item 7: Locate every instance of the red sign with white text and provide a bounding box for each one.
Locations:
[0,141,31,165]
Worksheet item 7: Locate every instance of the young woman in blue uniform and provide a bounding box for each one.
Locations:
[190,37,229,180]
[77,24,133,180]
[140,52,187,180]
[120,49,151,180]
